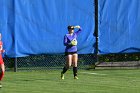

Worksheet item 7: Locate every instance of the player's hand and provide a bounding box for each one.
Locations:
[3,50,5,53]
[1,49,5,53]
[74,25,80,29]
[71,39,77,46]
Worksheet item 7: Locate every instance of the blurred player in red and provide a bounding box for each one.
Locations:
[0,33,5,88]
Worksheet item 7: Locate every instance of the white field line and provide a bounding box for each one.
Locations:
[80,72,107,75]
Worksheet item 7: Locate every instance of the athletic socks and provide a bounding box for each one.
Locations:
[61,66,78,79]
[62,66,69,74]
[62,67,78,76]
[73,67,78,77]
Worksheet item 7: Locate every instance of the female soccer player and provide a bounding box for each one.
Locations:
[0,33,5,88]
[61,25,82,79]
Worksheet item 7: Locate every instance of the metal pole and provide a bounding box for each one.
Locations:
[14,57,17,72]
[94,0,99,68]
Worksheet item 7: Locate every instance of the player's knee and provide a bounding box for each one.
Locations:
[73,65,77,67]
[72,62,77,67]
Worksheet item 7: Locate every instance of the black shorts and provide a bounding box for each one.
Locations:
[65,51,77,56]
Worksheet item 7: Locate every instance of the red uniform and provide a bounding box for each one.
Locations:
[0,37,5,84]
[0,41,4,64]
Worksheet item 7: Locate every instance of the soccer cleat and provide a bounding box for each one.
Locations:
[74,76,79,79]
[61,72,64,80]
[0,83,2,88]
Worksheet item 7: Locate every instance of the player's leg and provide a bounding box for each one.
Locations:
[0,63,5,88]
[61,54,72,79]
[72,53,78,79]
[62,54,72,73]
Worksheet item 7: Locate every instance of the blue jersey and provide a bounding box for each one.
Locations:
[64,28,82,52]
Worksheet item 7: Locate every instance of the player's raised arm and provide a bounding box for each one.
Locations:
[74,25,82,35]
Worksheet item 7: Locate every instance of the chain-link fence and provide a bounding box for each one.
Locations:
[3,53,140,71]
[4,54,97,71]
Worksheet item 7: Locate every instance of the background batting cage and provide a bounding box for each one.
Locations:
[0,0,140,71]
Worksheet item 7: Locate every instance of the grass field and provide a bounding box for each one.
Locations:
[0,69,140,93]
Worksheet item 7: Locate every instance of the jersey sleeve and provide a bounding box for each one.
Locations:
[75,28,82,35]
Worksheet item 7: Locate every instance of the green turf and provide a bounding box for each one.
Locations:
[1,69,140,93]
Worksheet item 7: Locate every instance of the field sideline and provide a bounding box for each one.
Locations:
[0,69,140,93]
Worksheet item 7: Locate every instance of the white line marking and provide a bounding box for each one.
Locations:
[80,72,107,75]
